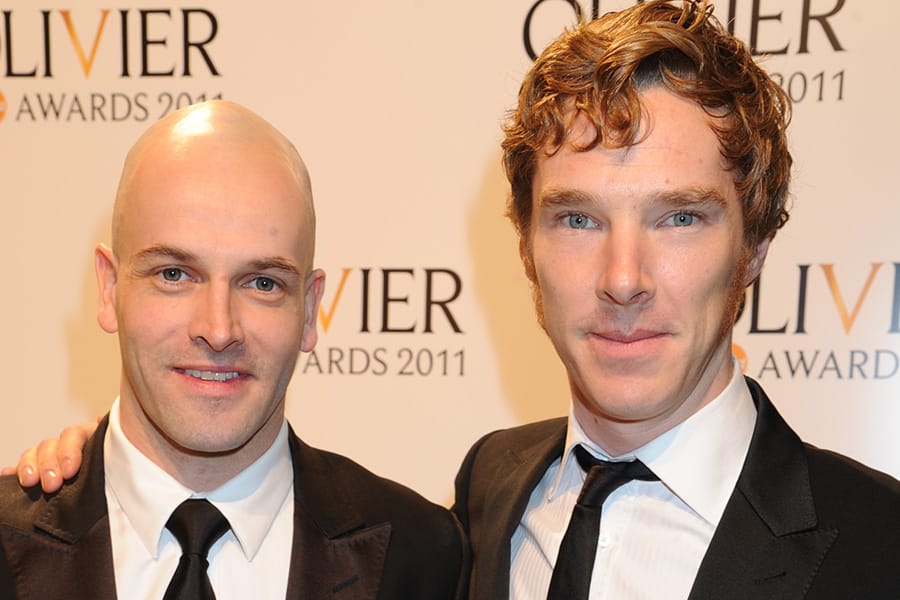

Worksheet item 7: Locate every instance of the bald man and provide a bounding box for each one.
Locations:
[0,101,466,600]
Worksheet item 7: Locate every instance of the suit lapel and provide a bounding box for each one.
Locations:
[1,417,117,600]
[284,430,390,599]
[688,379,838,600]
[474,420,566,599]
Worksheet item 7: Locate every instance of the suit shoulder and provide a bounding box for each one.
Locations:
[315,446,451,514]
[804,443,900,507]
[0,474,51,531]
[466,417,567,458]
[803,443,900,551]
[800,445,900,596]
[298,443,466,595]
[453,417,566,518]
[296,441,461,545]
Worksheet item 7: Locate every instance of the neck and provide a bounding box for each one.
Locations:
[149,446,268,492]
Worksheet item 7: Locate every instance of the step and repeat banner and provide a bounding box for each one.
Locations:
[1,1,897,503]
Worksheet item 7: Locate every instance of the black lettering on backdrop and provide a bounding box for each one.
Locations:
[890,263,900,333]
[359,268,464,334]
[749,0,789,55]
[2,8,220,79]
[522,0,846,60]
[381,269,416,333]
[424,269,463,333]
[2,10,37,76]
[749,274,788,334]
[800,0,845,53]
[523,0,582,61]
[182,9,218,76]
[141,10,175,76]
[745,263,900,337]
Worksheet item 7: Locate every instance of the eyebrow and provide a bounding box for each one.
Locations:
[132,244,194,264]
[538,186,728,210]
[649,187,728,209]
[246,257,302,277]
[132,245,302,276]
[538,188,595,209]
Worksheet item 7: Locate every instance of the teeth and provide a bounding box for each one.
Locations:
[185,369,240,382]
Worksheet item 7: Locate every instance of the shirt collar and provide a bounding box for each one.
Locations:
[552,360,756,526]
[104,398,293,560]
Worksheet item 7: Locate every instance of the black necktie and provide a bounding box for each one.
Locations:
[547,445,658,600]
[163,499,230,600]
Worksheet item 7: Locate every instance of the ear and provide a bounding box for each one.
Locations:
[743,238,771,286]
[95,243,119,333]
[300,268,326,352]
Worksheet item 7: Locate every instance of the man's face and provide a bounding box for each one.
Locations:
[527,86,767,452]
[96,126,324,461]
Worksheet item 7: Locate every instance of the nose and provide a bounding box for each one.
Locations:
[188,280,245,352]
[596,225,653,306]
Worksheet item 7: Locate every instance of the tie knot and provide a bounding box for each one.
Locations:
[573,445,658,508]
[166,499,230,558]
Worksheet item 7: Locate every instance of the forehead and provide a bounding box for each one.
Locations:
[534,87,736,205]
[118,135,312,264]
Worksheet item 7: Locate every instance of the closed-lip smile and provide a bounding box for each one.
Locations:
[593,329,666,344]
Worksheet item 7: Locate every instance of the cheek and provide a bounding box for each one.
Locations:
[678,248,749,342]
[534,241,591,295]
[116,295,168,339]
[664,253,737,319]
[117,283,182,324]
[534,264,575,311]
[118,302,177,344]
[253,311,306,353]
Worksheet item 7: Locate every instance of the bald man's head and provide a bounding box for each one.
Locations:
[94,101,326,479]
[111,100,315,264]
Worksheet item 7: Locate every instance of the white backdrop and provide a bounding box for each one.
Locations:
[1,0,897,505]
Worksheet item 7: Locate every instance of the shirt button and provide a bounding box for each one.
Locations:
[598,536,609,548]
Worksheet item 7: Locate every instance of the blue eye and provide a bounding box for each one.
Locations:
[160,268,186,282]
[250,277,278,292]
[566,213,595,229]
[671,212,695,227]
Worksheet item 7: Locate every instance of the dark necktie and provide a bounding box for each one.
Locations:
[546,445,658,600]
[163,499,231,600]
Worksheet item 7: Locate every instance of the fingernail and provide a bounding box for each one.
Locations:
[46,469,58,479]
[61,458,73,472]
[23,466,34,477]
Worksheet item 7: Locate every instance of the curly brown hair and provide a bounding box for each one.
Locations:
[503,0,791,252]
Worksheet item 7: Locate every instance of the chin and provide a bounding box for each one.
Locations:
[578,375,671,412]
[169,425,249,454]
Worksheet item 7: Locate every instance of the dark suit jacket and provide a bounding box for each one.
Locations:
[0,418,468,599]
[454,378,900,599]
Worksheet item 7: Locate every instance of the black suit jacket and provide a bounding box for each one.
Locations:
[454,378,900,599]
[0,418,468,599]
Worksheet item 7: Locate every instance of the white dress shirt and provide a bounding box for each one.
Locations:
[510,362,757,599]
[104,399,294,600]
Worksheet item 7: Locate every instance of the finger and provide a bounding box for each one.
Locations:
[35,438,64,494]
[15,446,41,488]
[57,423,93,479]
